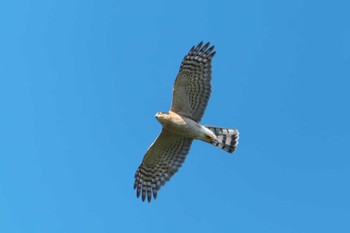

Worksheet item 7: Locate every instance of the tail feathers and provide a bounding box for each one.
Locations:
[205,126,239,153]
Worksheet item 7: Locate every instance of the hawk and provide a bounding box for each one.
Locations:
[134,42,239,202]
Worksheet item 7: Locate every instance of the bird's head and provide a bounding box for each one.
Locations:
[155,112,168,123]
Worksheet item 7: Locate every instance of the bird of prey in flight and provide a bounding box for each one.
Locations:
[134,42,239,202]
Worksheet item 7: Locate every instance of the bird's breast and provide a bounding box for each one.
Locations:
[161,112,204,139]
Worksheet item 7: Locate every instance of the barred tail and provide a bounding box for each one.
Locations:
[205,126,239,153]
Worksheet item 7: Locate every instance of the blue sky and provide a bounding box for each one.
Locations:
[0,0,349,232]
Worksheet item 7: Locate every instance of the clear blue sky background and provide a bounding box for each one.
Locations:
[0,0,349,232]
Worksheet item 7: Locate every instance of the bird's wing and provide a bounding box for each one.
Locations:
[134,129,193,202]
[170,41,216,122]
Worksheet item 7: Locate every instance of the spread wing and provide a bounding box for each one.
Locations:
[171,41,216,122]
[134,129,193,202]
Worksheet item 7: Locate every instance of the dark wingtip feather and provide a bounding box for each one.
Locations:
[147,190,152,202]
[153,190,157,199]
[136,186,141,198]
[188,45,195,54]
[205,45,215,56]
[199,42,211,54]
[196,41,204,48]
[208,51,216,59]
[142,189,146,202]
[193,41,203,53]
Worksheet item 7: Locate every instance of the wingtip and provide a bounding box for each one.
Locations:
[136,186,141,198]
[203,41,210,49]
[208,51,216,59]
[147,191,152,202]
[153,190,157,200]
